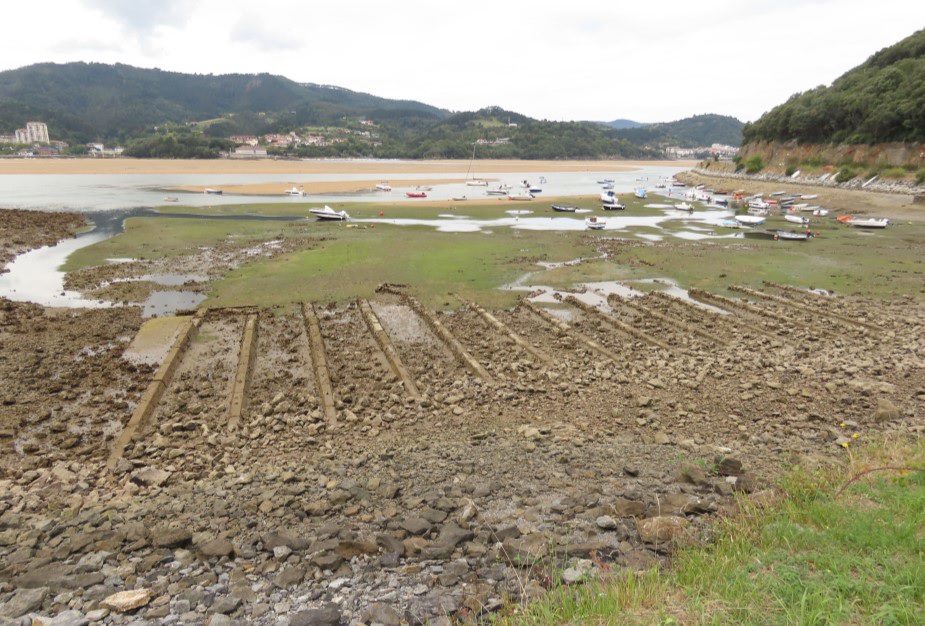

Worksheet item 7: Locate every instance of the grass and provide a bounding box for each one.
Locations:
[62,196,925,309]
[502,434,925,625]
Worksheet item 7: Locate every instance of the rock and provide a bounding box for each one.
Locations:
[0,586,48,618]
[100,589,153,613]
[198,538,235,558]
[150,527,192,548]
[273,565,306,588]
[678,464,711,487]
[636,516,689,545]
[562,559,595,584]
[610,497,646,518]
[873,398,901,423]
[501,533,549,565]
[46,609,89,626]
[360,602,402,625]
[211,596,242,614]
[400,517,431,535]
[715,456,743,476]
[130,467,171,487]
[335,539,379,559]
[653,432,671,445]
[595,515,619,530]
[289,602,342,626]
[206,615,233,626]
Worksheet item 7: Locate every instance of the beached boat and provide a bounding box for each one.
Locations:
[776,230,812,241]
[406,191,427,198]
[465,144,488,186]
[634,188,647,199]
[551,204,577,213]
[309,205,350,221]
[163,196,179,202]
[204,188,223,195]
[784,214,809,225]
[602,199,626,210]
[375,182,392,191]
[585,216,606,230]
[284,186,305,196]
[735,214,766,227]
[597,178,615,184]
[748,198,770,210]
[486,188,508,196]
[674,202,694,212]
[508,193,534,201]
[451,195,468,201]
[847,218,890,229]
[812,208,829,216]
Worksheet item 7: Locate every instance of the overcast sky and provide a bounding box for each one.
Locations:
[2,1,923,124]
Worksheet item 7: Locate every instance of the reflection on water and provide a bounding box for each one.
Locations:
[0,232,112,308]
[142,291,207,318]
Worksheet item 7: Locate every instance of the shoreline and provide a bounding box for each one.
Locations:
[0,157,696,176]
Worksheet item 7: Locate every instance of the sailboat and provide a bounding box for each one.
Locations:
[465,144,488,186]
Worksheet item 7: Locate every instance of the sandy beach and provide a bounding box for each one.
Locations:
[0,157,694,176]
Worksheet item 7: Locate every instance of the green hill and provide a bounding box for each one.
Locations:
[0,62,448,143]
[742,28,925,145]
[0,62,734,158]
[611,114,744,148]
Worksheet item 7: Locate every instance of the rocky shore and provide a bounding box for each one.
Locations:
[1,207,923,625]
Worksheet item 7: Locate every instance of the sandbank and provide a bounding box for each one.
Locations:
[170,178,467,196]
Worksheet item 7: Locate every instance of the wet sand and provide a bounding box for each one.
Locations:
[170,178,466,196]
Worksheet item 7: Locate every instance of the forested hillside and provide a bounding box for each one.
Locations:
[742,28,925,145]
[611,114,743,148]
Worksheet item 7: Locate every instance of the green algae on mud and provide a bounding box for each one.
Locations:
[60,198,925,310]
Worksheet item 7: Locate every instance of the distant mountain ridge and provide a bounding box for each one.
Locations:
[0,62,740,157]
[0,62,448,142]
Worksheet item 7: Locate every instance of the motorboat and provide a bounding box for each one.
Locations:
[551,204,577,212]
[748,198,770,210]
[847,218,890,228]
[284,186,305,196]
[602,199,626,210]
[812,208,829,216]
[163,196,179,202]
[451,195,468,201]
[775,230,812,241]
[204,188,223,195]
[674,202,694,212]
[375,182,392,191]
[406,191,427,198]
[414,185,432,191]
[735,214,766,227]
[508,193,534,201]
[784,214,809,225]
[634,188,647,199]
[486,188,508,196]
[585,216,606,230]
[596,178,615,184]
[309,205,350,221]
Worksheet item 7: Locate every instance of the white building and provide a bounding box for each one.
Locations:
[15,121,50,144]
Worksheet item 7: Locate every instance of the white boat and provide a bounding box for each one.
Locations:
[508,193,534,201]
[375,182,392,191]
[748,198,770,210]
[801,194,818,200]
[284,186,305,196]
[735,214,766,227]
[634,188,647,199]
[414,185,432,191]
[784,214,809,225]
[309,205,350,221]
[776,230,812,241]
[602,199,626,210]
[812,208,829,217]
[674,202,694,212]
[452,195,468,201]
[486,188,508,196]
[163,196,179,202]
[585,216,606,230]
[847,218,890,229]
[204,188,222,195]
